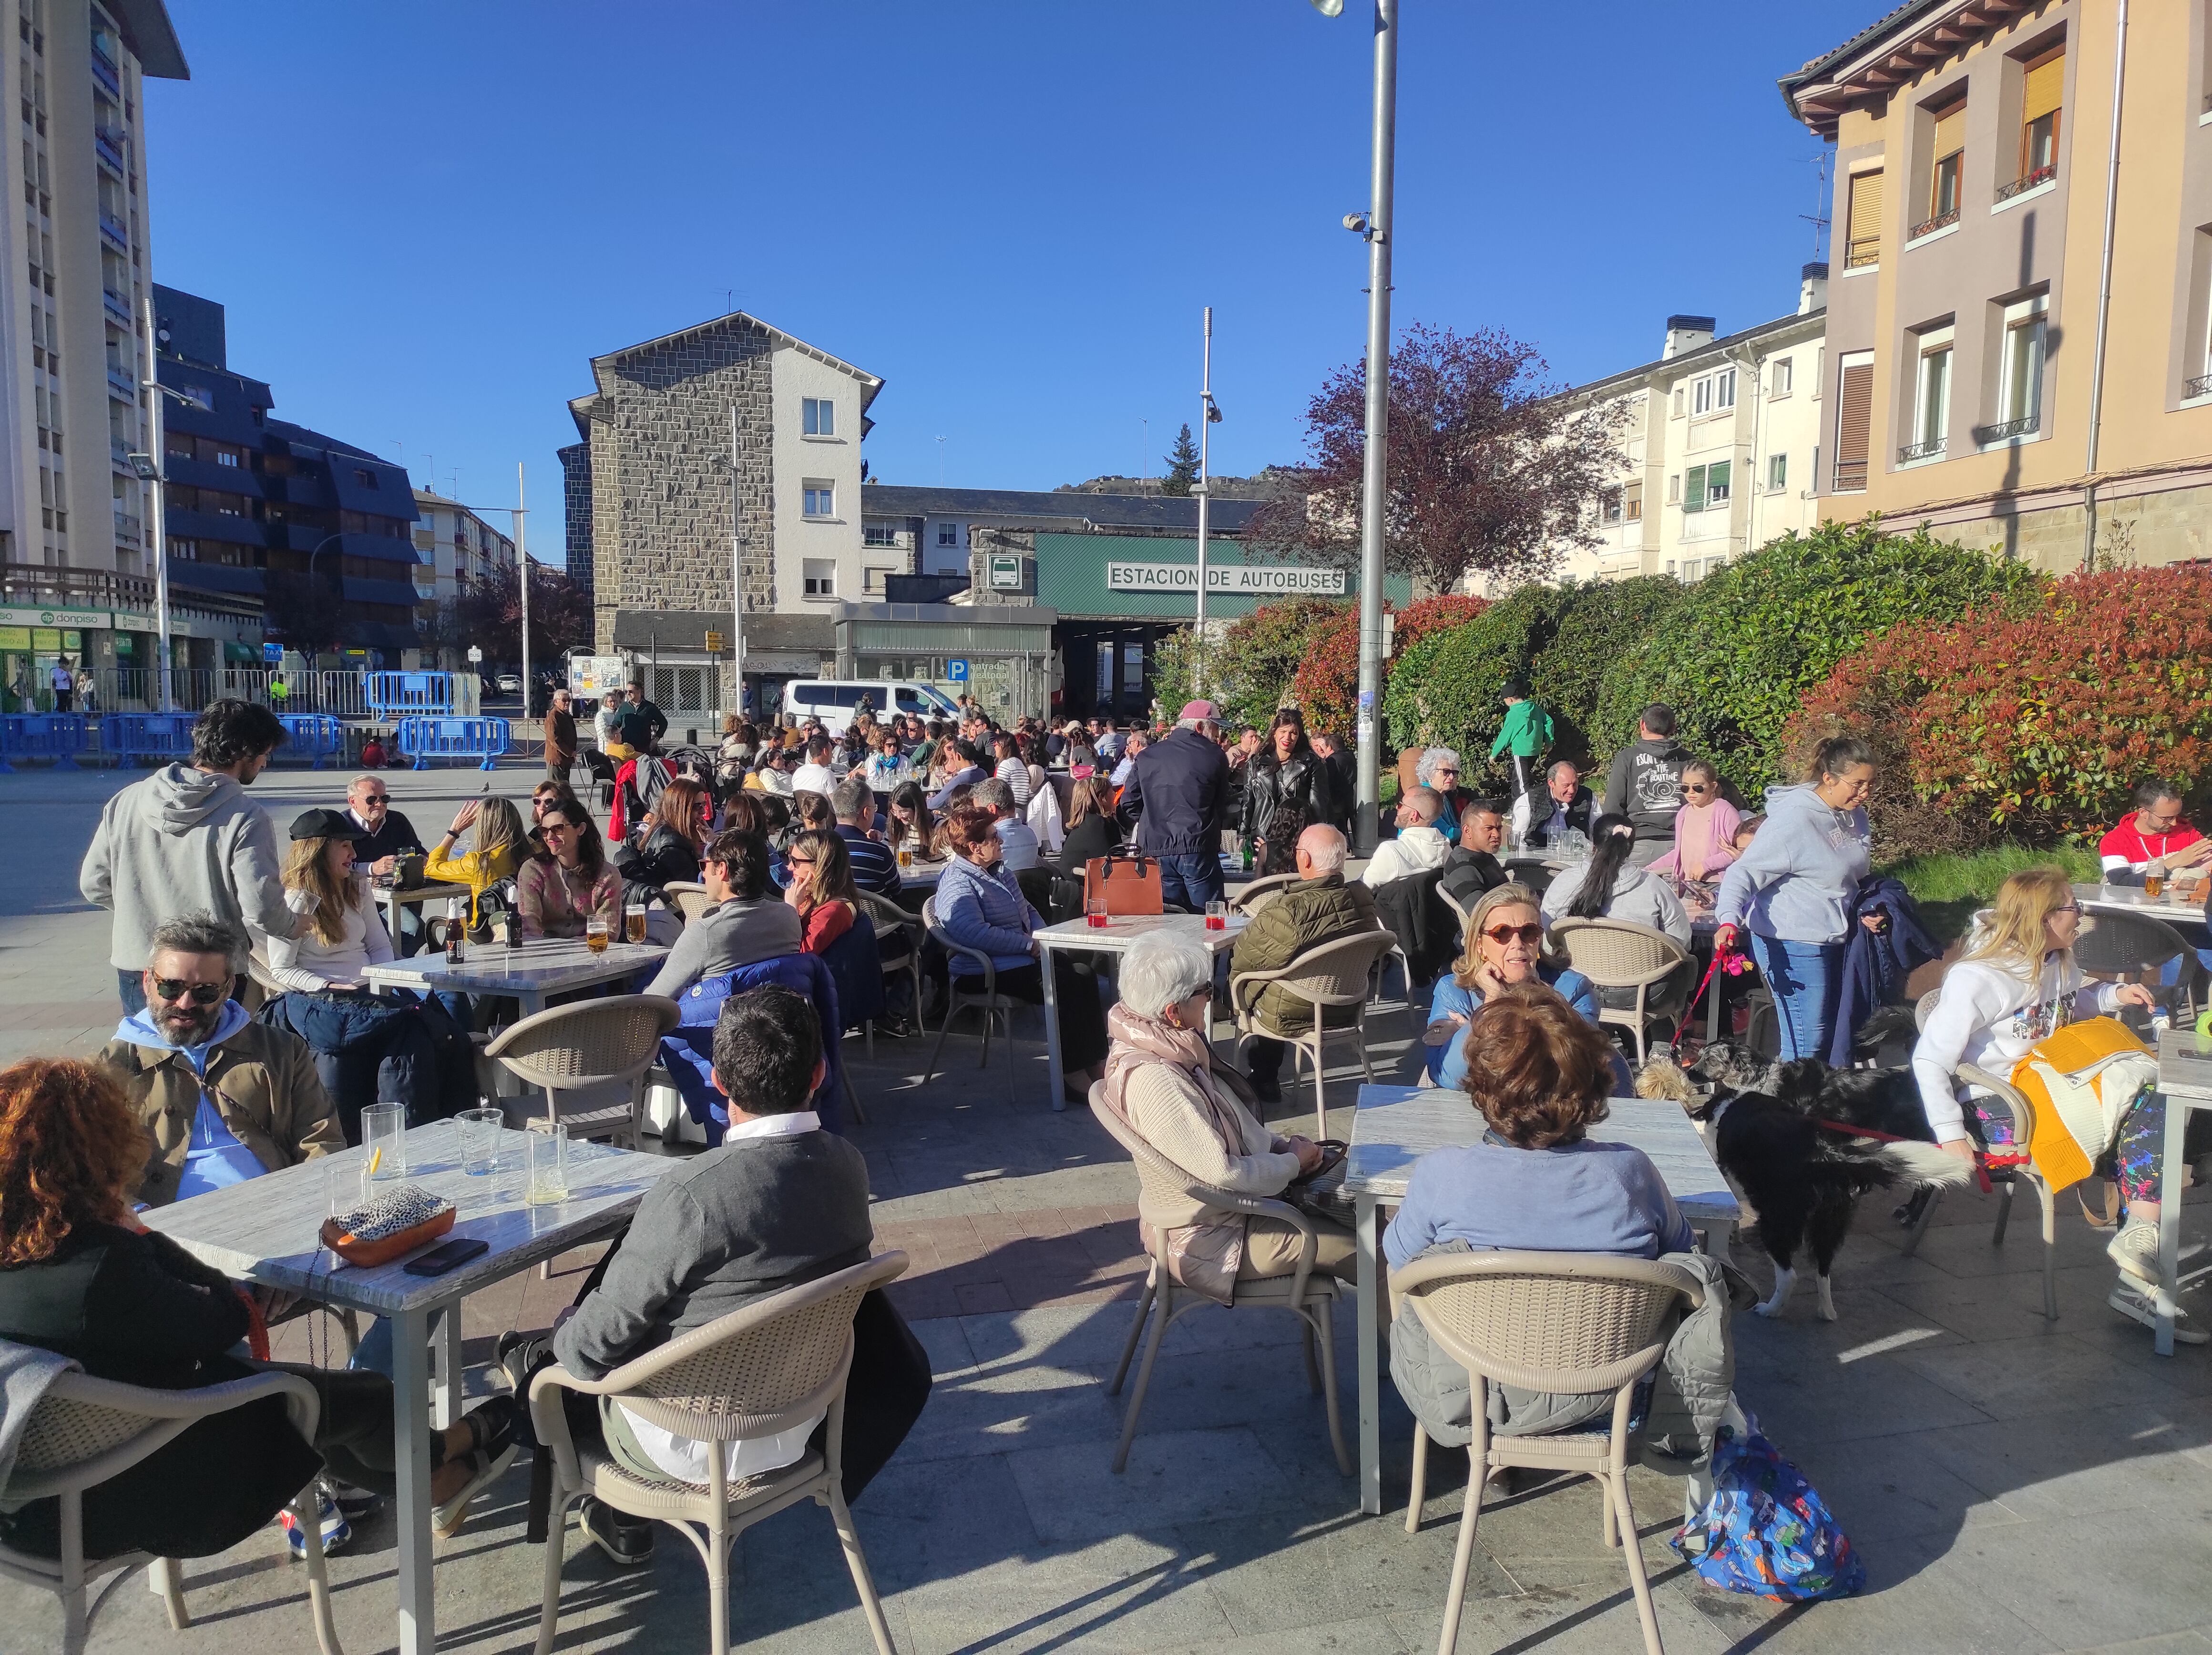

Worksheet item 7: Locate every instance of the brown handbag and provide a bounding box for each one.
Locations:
[1084,852,1163,916]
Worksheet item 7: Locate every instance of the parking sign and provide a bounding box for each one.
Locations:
[948,659,970,682]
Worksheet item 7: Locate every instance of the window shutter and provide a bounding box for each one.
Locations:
[1684,464,1706,511]
[1848,169,1885,245]
[1837,363,1874,465]
[1932,98,1966,162]
[2023,51,2064,125]
[1708,460,1731,497]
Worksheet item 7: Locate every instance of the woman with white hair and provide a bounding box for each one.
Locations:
[1095,932,1351,1302]
[1417,746,1475,845]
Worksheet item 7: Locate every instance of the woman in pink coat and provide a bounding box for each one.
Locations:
[1649,758,1740,908]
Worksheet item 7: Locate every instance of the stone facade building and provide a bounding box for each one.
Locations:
[555,437,591,606]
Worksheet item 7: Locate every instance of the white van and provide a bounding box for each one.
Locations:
[781,678,961,734]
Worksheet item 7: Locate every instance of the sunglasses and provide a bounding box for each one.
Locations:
[1683,783,1713,795]
[360,794,389,804]
[1481,923,1546,947]
[787,855,816,868]
[542,822,575,836]
[152,979,226,1006]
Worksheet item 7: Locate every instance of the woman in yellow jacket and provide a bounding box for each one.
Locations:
[423,796,528,926]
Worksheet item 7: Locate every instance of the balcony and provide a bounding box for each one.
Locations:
[88,49,119,97]
[93,126,126,173]
[1995,165,2057,203]
[105,364,136,399]
[0,560,153,611]
[1973,415,2039,443]
[1908,207,1960,240]
[102,287,132,325]
[2188,372,2212,400]
[1842,235,1880,269]
[1897,437,1946,464]
[97,209,128,249]
[1832,458,1869,492]
[113,511,141,545]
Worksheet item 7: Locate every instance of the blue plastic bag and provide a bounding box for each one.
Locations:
[1671,1420,1864,1601]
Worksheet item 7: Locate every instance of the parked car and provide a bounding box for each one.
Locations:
[495,673,522,695]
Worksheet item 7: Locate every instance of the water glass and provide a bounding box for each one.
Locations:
[325,1157,367,1223]
[361,1104,406,1181]
[525,1123,570,1206]
[1086,892,1110,930]
[457,1105,503,1177]
[1204,899,1228,932]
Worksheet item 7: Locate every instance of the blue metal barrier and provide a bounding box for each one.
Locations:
[277,713,346,769]
[368,672,456,720]
[100,713,197,766]
[0,714,87,771]
[396,715,510,772]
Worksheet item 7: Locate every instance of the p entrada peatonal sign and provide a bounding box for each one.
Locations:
[1105,562,1346,595]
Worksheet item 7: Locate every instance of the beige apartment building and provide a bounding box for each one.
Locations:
[1536,268,1830,590]
[1784,0,2212,568]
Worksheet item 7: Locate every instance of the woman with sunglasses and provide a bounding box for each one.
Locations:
[424,797,528,929]
[1423,883,1620,1093]
[1649,759,1741,909]
[518,799,623,941]
[781,828,860,953]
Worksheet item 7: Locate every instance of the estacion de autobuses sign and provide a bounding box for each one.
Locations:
[1105,562,1347,595]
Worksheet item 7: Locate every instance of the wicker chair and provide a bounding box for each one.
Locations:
[662,881,715,925]
[1549,917,1692,1064]
[2075,909,2197,1014]
[857,890,923,1056]
[1903,988,2060,1319]
[484,994,682,1149]
[1228,871,1301,917]
[0,1362,344,1655]
[1230,928,1401,1140]
[1391,1251,1705,1655]
[1089,1086,1350,1477]
[919,894,1019,1081]
[527,1251,910,1655]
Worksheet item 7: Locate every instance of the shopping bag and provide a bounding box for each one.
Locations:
[1671,1420,1865,1601]
[1084,853,1163,917]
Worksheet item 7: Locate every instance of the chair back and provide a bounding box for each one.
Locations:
[1389,1250,1702,1398]
[922,894,997,981]
[1229,872,1300,916]
[0,1363,319,1503]
[1549,917,1690,990]
[2074,910,2192,981]
[584,750,617,784]
[595,1252,907,1444]
[1238,928,1399,1022]
[662,881,714,924]
[856,890,917,964]
[1438,881,1475,938]
[485,995,681,1095]
[1086,1088,1233,1258]
[1915,986,1941,1031]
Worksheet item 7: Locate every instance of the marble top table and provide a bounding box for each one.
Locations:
[2074,881,2210,928]
[1341,1083,1740,1516]
[147,1124,681,1655]
[1034,913,1250,1110]
[370,879,473,957]
[364,935,668,1016]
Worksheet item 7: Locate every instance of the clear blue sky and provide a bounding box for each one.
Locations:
[147,0,1873,559]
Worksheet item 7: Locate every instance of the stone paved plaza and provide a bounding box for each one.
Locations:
[2,758,2210,1655]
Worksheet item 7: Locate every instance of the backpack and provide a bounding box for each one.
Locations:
[1671,1420,1864,1601]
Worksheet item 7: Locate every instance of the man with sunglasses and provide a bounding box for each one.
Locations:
[344,774,425,877]
[97,913,342,1208]
[2099,780,2211,887]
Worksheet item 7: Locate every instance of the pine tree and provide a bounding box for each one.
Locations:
[1161,423,1200,496]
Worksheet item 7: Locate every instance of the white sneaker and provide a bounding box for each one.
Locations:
[2105,1224,2207,1285]
[2107,1284,2211,1345]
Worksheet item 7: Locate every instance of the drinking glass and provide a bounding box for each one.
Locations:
[457,1106,503,1177]
[2145,869,2167,900]
[625,901,647,944]
[361,1104,406,1182]
[525,1124,570,1205]
[1086,892,1110,930]
[585,916,610,954]
[896,843,913,870]
[1204,899,1228,932]
[325,1158,368,1224]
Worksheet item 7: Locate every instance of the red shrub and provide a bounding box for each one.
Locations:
[1292,593,1487,736]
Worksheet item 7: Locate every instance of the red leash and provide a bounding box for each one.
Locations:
[1808,1117,1995,1195]
[1668,944,1731,1060]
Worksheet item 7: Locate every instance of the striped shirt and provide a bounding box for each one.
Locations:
[994,756,1033,805]
[835,824,902,895]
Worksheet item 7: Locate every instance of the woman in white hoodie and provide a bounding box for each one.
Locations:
[1909,867,2186,1335]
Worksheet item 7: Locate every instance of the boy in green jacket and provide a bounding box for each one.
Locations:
[1489,677,1552,798]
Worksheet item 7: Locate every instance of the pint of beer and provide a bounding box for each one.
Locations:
[625,902,648,944]
[585,918,610,953]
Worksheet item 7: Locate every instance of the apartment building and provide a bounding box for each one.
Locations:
[1784,0,2212,568]
[0,1,182,689]
[410,487,516,610]
[1539,270,1830,588]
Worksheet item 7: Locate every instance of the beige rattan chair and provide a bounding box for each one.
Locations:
[484,994,681,1149]
[1391,1250,1704,1655]
[1230,928,1401,1139]
[1903,988,2060,1319]
[662,881,715,925]
[857,890,924,1056]
[527,1251,910,1655]
[1089,1087,1350,1477]
[1549,917,1692,1063]
[2075,909,2197,1015]
[919,894,1018,1081]
[0,1361,344,1655]
[1228,871,1301,917]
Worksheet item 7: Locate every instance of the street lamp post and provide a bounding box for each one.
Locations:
[1193,306,1220,695]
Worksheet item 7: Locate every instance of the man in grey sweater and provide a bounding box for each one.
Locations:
[642,828,803,998]
[79,700,296,1012]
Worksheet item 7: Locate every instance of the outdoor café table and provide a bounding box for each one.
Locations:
[2075,880,2211,930]
[143,1123,683,1655]
[891,855,953,914]
[372,879,474,957]
[1033,911,1249,1110]
[1341,1082,1740,1515]
[363,935,669,1018]
[2151,1025,2212,1356]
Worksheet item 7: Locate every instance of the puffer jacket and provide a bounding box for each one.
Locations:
[657,952,848,1143]
[1229,874,1380,1035]
[98,1018,344,1207]
[934,853,1042,975]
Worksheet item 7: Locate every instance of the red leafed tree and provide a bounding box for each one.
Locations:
[1291,593,1488,736]
[1247,323,1626,593]
[451,561,593,666]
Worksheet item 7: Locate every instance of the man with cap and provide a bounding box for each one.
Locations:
[1118,699,1232,912]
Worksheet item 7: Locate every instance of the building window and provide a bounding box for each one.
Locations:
[1706,460,1731,504]
[802,397,835,437]
[1670,388,1684,419]
[1833,352,1874,490]
[1600,489,1623,525]
[802,558,836,597]
[1845,168,1884,267]
[1767,452,1788,492]
[1984,296,2048,439]
[1917,94,1966,237]
[1905,328,1953,462]
[1622,480,1642,521]
[1692,368,1735,416]
[936,521,959,547]
[1683,464,1704,512]
[802,481,835,518]
[2017,46,2063,191]
[352,468,377,488]
[862,521,898,548]
[1770,357,1793,398]
[863,565,891,595]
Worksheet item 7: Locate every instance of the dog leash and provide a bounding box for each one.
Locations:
[1669,944,1733,1060]
[1807,1116,1995,1195]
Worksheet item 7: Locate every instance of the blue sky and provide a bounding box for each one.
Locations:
[147,0,1874,558]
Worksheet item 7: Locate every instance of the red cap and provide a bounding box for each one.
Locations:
[1178,700,1220,722]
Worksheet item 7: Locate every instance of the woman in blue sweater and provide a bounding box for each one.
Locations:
[935,804,1106,1100]
[1423,883,1628,1095]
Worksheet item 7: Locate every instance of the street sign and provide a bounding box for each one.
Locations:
[704,630,724,654]
[947,658,970,683]
[466,645,483,664]
[987,554,1024,592]
[262,642,284,663]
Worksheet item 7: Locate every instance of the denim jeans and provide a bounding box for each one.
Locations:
[1749,933,1845,1062]
[117,969,145,1015]
[1155,851,1225,914]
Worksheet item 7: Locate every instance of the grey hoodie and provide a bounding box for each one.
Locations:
[1713,782,1872,946]
[79,764,296,971]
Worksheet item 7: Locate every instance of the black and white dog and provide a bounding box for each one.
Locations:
[1639,1039,1975,1321]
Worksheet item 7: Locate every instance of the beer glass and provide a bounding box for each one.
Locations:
[625,901,648,944]
[457,1106,503,1177]
[585,917,610,953]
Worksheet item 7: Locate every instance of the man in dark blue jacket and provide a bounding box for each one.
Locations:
[1119,700,1231,911]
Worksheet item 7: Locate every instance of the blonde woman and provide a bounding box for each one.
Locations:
[1908,867,2183,1335]
[264,809,394,994]
[1422,883,1605,1094]
[424,797,527,927]
[781,828,859,953]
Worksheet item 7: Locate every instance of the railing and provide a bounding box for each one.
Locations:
[93,124,127,163]
[1909,208,1960,239]
[97,209,127,246]
[106,365,135,397]
[113,512,140,544]
[0,560,154,609]
[1996,165,2057,203]
[1843,235,1880,269]
[94,668,384,718]
[1832,458,1869,492]
[1973,416,2039,443]
[1897,438,1946,463]
[2187,372,2212,400]
[88,52,118,96]
[102,287,131,324]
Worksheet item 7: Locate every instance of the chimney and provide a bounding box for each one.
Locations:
[1662,315,1716,359]
[1799,261,1830,316]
